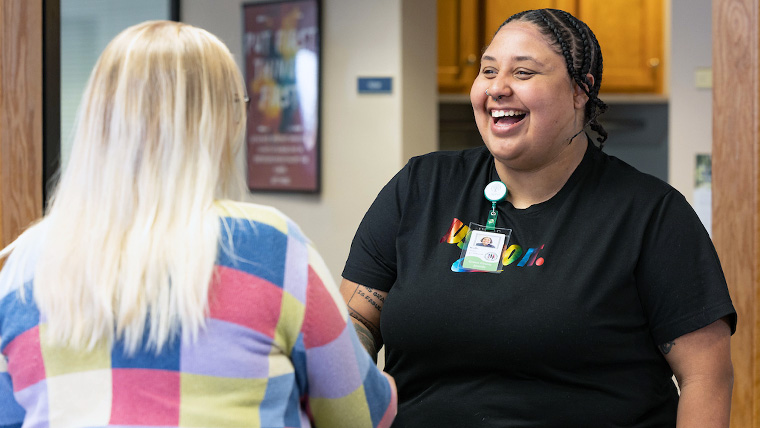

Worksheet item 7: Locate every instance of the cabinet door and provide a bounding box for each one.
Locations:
[483,0,578,42]
[578,0,664,93]
[438,0,482,93]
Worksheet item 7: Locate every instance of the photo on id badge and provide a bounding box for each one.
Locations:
[462,229,506,272]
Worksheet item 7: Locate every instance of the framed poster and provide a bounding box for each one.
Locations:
[243,0,321,192]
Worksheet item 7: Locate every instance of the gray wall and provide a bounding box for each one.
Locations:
[669,0,713,202]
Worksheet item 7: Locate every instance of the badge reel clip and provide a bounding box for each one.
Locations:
[461,181,512,273]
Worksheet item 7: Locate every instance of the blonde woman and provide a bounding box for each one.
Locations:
[0,21,396,428]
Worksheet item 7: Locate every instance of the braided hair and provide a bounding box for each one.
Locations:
[498,9,609,147]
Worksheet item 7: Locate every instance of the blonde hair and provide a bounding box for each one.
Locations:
[9,21,248,353]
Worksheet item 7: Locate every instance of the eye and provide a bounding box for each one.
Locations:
[481,67,498,77]
[514,69,535,79]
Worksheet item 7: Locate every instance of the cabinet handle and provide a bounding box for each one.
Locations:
[649,58,661,68]
[466,54,478,65]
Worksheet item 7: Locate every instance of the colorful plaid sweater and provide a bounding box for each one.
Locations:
[0,201,396,428]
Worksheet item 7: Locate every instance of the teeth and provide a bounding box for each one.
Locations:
[491,110,525,118]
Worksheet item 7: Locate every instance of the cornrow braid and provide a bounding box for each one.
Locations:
[536,10,578,89]
[497,8,609,148]
[557,10,592,89]
[584,26,609,144]
[553,10,609,145]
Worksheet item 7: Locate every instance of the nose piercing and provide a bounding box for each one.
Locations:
[485,89,502,100]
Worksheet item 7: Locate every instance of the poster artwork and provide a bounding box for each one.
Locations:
[243,0,320,192]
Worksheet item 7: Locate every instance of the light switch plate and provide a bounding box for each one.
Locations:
[695,68,713,89]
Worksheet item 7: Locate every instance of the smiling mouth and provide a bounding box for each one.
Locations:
[491,109,527,125]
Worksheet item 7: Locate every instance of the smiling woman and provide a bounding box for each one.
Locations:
[469,11,608,208]
[340,7,736,428]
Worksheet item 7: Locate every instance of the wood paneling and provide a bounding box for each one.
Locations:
[438,0,482,93]
[713,0,760,426]
[0,0,43,247]
[578,0,664,93]
[483,0,577,41]
[440,0,665,94]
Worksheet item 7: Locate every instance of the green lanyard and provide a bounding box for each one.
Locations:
[484,181,508,231]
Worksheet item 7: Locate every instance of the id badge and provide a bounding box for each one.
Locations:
[461,222,511,273]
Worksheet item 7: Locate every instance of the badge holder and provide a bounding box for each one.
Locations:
[460,181,512,273]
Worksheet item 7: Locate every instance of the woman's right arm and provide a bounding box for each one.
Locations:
[0,353,25,428]
[339,279,387,360]
[295,241,395,428]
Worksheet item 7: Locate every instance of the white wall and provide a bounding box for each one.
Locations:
[401,1,439,163]
[182,0,437,282]
[669,0,712,201]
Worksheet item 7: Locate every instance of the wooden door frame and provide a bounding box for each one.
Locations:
[43,0,60,205]
[713,0,760,426]
[0,0,44,248]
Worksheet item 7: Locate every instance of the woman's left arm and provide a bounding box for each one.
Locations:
[661,317,733,428]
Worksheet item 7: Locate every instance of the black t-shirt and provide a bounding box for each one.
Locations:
[343,142,737,428]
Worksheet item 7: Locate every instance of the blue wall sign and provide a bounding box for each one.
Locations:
[357,77,393,94]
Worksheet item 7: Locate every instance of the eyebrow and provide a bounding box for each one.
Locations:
[481,55,546,66]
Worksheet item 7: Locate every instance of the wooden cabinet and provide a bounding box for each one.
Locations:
[577,0,664,93]
[483,0,577,42]
[438,0,665,94]
[437,0,482,93]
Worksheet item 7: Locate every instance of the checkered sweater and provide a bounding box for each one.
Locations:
[0,201,396,428]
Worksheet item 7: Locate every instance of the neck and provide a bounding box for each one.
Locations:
[495,134,588,209]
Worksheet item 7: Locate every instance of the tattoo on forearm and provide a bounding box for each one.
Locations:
[351,287,385,311]
[659,340,675,354]
[346,285,384,358]
[348,307,383,348]
[353,322,379,362]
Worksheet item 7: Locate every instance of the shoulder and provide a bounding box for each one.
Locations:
[367,147,491,214]
[214,200,335,286]
[584,148,705,234]
[406,146,491,172]
[215,199,293,227]
[590,146,676,201]
[213,200,324,288]
[395,147,491,194]
[214,199,309,244]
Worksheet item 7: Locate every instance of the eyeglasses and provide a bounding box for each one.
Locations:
[235,94,250,113]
